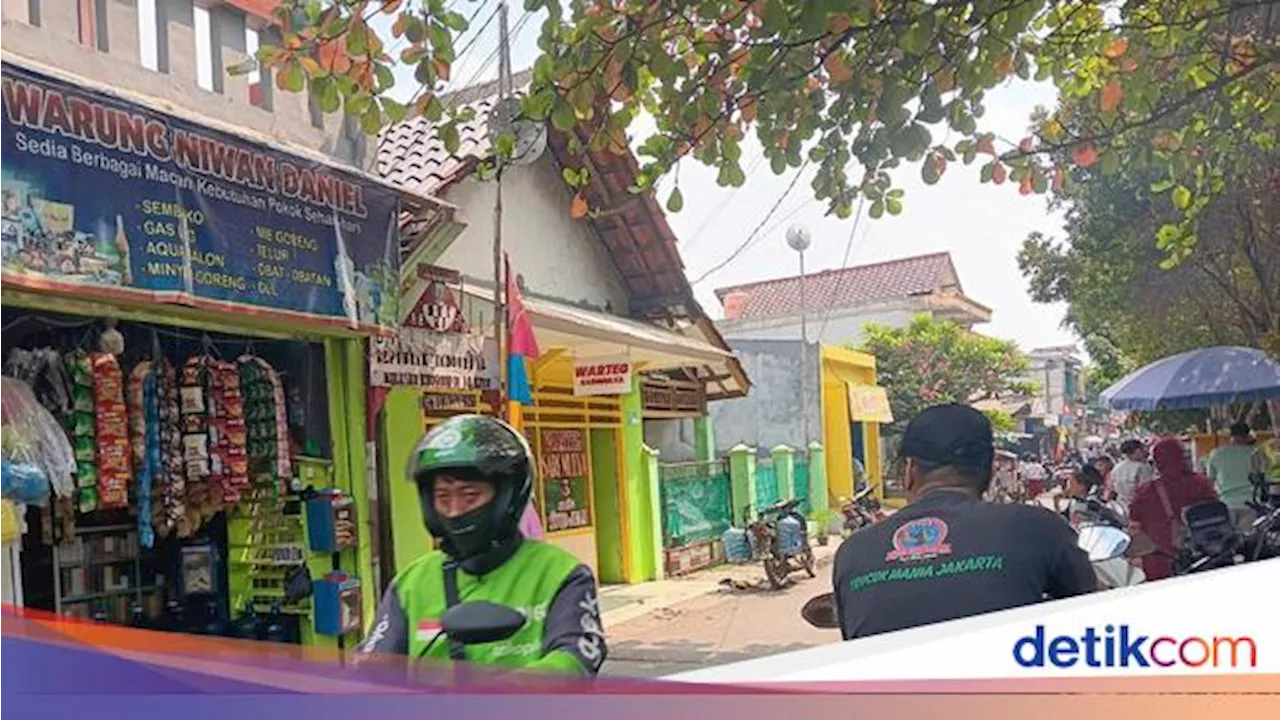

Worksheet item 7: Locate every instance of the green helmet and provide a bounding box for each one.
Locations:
[409,414,534,564]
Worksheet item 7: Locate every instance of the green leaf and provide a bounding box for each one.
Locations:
[278,62,305,93]
[441,11,469,32]
[666,187,684,212]
[869,200,885,219]
[360,104,383,135]
[382,97,407,124]
[375,65,395,92]
[886,197,903,215]
[1172,186,1193,210]
[1150,179,1175,193]
[562,167,580,187]
[346,25,368,56]
[980,162,994,183]
[440,122,461,155]
[551,100,576,132]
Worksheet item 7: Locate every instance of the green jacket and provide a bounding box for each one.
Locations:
[359,539,606,675]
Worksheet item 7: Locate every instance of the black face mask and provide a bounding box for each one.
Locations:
[418,480,522,575]
[439,502,498,561]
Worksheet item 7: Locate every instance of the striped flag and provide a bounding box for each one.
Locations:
[505,253,538,406]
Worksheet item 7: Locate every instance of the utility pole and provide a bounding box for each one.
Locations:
[787,225,813,448]
[491,0,511,420]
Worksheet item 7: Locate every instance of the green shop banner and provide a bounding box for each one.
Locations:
[538,428,592,532]
[1,64,399,331]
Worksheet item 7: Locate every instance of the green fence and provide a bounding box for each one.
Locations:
[794,457,811,514]
[659,460,734,549]
[755,456,779,511]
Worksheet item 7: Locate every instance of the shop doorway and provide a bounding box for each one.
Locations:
[589,427,626,584]
[4,307,334,644]
[850,421,868,492]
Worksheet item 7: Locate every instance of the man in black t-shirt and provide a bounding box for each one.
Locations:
[832,404,1097,640]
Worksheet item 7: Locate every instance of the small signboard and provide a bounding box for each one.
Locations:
[539,429,591,532]
[572,357,632,396]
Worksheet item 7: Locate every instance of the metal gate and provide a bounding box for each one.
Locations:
[659,460,733,549]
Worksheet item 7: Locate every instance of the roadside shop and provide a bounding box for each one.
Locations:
[818,345,894,506]
[0,60,458,648]
[370,266,741,586]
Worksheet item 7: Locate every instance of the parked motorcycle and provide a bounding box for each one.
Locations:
[744,499,816,589]
[1071,498,1146,590]
[1173,495,1280,575]
[839,485,886,533]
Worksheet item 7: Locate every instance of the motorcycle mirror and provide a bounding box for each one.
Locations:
[440,601,526,645]
[800,593,840,630]
[1076,524,1131,561]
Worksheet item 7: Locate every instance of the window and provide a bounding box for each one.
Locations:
[245,25,273,110]
[194,4,215,92]
[138,0,159,71]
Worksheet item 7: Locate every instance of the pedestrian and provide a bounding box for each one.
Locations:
[1093,454,1116,500]
[1128,437,1219,581]
[1110,439,1154,513]
[830,404,1095,640]
[1202,422,1261,532]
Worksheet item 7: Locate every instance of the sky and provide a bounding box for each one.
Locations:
[375,3,1080,353]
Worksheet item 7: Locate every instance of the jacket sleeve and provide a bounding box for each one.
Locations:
[1044,515,1098,599]
[357,581,410,656]
[530,565,607,676]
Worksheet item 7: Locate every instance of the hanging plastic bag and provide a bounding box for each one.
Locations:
[1,376,76,500]
[1,457,50,506]
[1,499,20,545]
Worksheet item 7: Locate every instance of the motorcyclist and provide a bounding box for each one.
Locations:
[831,404,1096,640]
[358,414,607,675]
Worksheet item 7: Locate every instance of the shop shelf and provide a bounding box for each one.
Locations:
[61,584,164,603]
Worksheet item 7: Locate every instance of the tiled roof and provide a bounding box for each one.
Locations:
[375,71,750,400]
[715,252,960,320]
[377,71,533,197]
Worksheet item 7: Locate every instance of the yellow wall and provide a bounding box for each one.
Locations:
[818,346,884,504]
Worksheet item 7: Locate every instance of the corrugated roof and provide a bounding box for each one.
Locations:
[715,252,961,320]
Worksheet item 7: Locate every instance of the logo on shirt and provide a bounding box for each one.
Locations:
[886,516,953,563]
[415,618,443,642]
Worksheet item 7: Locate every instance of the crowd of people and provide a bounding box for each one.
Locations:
[1007,422,1275,581]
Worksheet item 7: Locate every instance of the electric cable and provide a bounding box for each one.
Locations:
[690,160,811,286]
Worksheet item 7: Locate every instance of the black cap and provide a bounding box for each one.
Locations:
[900,403,995,473]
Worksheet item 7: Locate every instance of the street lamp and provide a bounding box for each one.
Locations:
[787,225,812,448]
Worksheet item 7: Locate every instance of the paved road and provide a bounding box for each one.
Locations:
[601,560,838,678]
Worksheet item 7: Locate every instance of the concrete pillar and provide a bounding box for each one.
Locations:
[693,415,715,463]
[808,441,829,513]
[771,444,795,504]
[621,375,659,582]
[641,444,664,582]
[728,444,756,525]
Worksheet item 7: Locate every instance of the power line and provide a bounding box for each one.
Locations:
[680,154,767,253]
[454,8,531,95]
[452,0,499,67]
[690,160,811,287]
[814,194,869,342]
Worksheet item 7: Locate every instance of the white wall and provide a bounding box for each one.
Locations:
[2,1,365,167]
[435,155,631,313]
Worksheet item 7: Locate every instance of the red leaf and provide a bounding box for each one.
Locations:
[1018,136,1035,153]
[1103,37,1129,59]
[991,163,1007,185]
[977,136,996,155]
[1071,143,1098,168]
[1100,79,1123,112]
[569,193,589,219]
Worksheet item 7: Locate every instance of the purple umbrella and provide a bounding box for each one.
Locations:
[1100,346,1280,411]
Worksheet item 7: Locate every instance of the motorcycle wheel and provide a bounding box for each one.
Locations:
[763,557,788,589]
[800,546,816,578]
